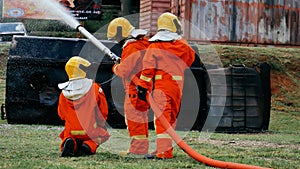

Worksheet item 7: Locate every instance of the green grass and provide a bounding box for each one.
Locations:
[0,124,299,169]
[0,44,300,169]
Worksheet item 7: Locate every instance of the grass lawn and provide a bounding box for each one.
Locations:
[0,43,299,169]
[0,122,299,169]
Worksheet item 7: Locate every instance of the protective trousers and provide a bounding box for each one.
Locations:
[152,85,181,158]
[124,90,149,154]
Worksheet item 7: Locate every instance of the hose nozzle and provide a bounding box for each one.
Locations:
[76,25,83,31]
[76,25,121,62]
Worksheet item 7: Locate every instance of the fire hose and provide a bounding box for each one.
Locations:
[148,95,271,169]
[76,25,120,62]
[76,25,271,169]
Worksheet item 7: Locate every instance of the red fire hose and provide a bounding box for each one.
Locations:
[148,95,272,169]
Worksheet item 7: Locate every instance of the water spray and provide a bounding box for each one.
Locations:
[39,0,120,62]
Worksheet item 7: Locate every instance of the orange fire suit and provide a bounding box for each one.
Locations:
[58,81,110,154]
[138,39,195,158]
[112,37,150,155]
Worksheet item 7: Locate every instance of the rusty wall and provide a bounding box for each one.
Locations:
[187,0,300,45]
[140,0,300,45]
[256,0,300,45]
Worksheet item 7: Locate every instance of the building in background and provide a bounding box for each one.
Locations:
[1,0,299,46]
[139,0,300,46]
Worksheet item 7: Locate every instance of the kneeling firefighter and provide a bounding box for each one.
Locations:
[107,17,151,158]
[58,56,110,157]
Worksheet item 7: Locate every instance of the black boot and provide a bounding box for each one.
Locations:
[80,144,94,156]
[61,138,75,157]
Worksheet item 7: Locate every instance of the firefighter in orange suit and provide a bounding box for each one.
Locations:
[137,12,195,159]
[58,56,110,157]
[107,17,151,158]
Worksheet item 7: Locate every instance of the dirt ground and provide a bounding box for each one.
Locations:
[271,70,300,111]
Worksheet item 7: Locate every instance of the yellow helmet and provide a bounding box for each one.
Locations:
[107,17,134,40]
[157,12,182,34]
[65,56,91,80]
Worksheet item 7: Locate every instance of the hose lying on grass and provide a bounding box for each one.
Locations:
[148,95,272,169]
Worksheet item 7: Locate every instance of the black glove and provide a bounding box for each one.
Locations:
[136,85,147,101]
[111,53,121,64]
[113,57,121,64]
